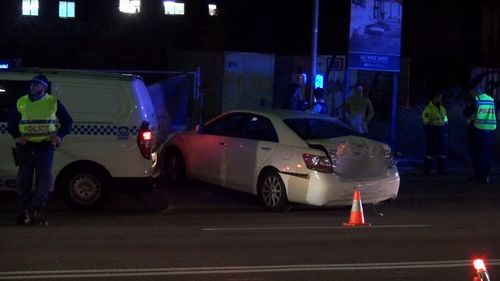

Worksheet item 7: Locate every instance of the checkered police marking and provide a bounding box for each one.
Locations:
[0,123,139,138]
[71,125,139,138]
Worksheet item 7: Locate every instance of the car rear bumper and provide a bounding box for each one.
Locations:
[284,168,400,207]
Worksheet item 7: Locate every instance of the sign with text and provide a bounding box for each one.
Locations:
[348,0,403,72]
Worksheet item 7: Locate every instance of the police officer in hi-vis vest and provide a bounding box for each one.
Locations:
[463,87,497,184]
[7,74,72,225]
[422,92,448,175]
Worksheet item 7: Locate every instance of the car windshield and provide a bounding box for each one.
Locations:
[283,118,359,140]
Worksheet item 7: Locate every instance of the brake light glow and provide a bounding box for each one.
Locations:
[303,153,333,173]
[137,121,153,160]
[142,131,152,141]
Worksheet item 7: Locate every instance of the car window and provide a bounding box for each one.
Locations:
[0,80,29,122]
[242,115,279,142]
[283,118,358,140]
[202,113,247,137]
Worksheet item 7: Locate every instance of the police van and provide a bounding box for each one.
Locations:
[0,68,169,209]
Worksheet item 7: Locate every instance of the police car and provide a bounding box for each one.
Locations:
[0,67,169,209]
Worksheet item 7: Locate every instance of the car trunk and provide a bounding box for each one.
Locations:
[308,136,391,179]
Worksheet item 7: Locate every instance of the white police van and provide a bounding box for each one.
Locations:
[0,67,169,209]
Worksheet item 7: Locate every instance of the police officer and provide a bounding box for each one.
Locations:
[422,92,448,175]
[311,87,328,115]
[464,87,497,184]
[7,74,73,225]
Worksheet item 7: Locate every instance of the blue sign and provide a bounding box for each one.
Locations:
[314,74,324,89]
[348,0,403,72]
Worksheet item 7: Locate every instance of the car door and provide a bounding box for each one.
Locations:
[190,113,247,185]
[225,114,279,192]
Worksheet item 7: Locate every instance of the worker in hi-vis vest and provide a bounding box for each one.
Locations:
[7,74,73,226]
[463,87,497,184]
[422,92,448,176]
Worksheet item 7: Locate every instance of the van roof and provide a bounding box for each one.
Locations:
[1,67,142,81]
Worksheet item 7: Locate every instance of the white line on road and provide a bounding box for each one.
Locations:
[202,224,430,231]
[3,259,496,280]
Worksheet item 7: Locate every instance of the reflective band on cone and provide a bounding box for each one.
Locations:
[343,189,371,227]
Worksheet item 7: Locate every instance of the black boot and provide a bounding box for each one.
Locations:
[16,210,30,225]
[437,157,447,175]
[423,157,433,176]
[30,211,48,226]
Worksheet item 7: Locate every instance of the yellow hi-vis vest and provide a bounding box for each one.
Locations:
[17,94,58,142]
[422,102,448,126]
[474,93,497,130]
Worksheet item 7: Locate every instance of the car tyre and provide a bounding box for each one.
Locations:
[165,148,186,187]
[58,165,110,210]
[258,169,289,212]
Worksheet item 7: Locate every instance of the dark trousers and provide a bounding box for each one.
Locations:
[424,125,447,174]
[16,141,55,215]
[469,127,494,179]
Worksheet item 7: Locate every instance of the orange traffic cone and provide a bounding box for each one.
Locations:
[343,189,371,227]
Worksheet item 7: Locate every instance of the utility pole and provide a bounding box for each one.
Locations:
[309,0,319,104]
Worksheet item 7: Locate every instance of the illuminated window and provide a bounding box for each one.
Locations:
[164,1,184,15]
[22,0,39,16]
[119,0,141,14]
[208,4,217,16]
[59,1,75,18]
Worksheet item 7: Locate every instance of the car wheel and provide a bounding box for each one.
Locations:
[58,165,109,210]
[258,169,289,212]
[165,149,185,186]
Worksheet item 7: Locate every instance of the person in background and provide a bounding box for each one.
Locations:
[7,74,73,226]
[310,87,328,114]
[284,83,304,110]
[292,65,307,103]
[343,83,374,133]
[421,91,448,176]
[463,87,496,184]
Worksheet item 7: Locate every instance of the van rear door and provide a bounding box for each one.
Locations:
[131,78,168,152]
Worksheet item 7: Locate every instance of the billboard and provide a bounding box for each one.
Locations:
[348,0,403,72]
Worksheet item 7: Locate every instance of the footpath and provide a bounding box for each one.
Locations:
[395,158,500,204]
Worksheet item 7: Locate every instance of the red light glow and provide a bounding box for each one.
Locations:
[473,259,486,271]
[142,131,152,141]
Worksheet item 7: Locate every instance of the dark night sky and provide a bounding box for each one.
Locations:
[0,0,492,90]
[219,0,485,89]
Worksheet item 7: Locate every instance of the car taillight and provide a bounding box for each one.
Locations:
[303,153,333,173]
[137,121,152,160]
[382,144,397,167]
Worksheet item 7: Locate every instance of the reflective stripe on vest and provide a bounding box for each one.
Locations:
[17,94,58,142]
[474,94,496,130]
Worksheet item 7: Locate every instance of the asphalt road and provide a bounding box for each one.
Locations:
[0,172,499,281]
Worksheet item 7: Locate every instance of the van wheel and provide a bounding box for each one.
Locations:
[165,149,185,186]
[58,165,110,210]
[258,169,289,212]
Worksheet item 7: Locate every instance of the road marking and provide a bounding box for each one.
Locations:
[202,224,430,231]
[1,259,499,280]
